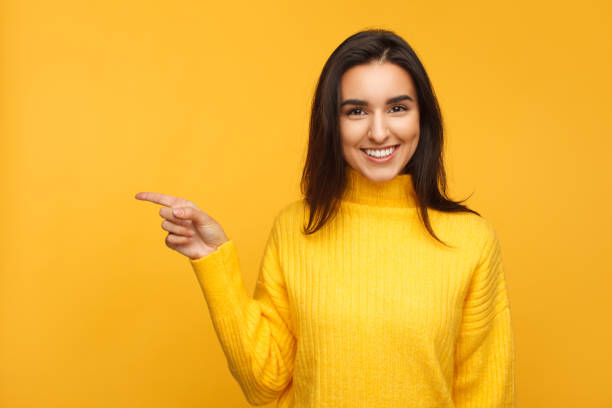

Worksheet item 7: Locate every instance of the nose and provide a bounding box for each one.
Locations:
[367,109,390,143]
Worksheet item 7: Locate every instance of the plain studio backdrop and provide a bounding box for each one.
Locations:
[1,0,611,407]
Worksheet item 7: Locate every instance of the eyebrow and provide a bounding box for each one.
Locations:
[340,94,414,107]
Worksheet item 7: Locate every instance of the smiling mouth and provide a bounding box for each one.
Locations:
[360,144,399,151]
[360,144,399,158]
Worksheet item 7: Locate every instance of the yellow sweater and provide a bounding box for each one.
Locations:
[189,165,516,407]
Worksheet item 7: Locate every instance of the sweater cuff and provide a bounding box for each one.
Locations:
[189,240,248,315]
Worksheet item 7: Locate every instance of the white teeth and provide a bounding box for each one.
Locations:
[364,146,395,158]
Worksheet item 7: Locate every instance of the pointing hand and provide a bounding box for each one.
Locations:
[134,192,229,260]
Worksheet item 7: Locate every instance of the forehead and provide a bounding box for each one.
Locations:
[340,61,416,99]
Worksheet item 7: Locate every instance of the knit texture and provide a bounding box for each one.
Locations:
[190,164,516,407]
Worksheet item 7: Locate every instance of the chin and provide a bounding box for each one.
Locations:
[358,164,402,182]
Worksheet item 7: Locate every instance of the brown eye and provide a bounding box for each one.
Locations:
[346,108,365,116]
[390,105,408,112]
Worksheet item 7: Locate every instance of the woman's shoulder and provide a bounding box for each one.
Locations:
[270,198,307,231]
[452,209,495,236]
[278,198,306,216]
[429,208,498,251]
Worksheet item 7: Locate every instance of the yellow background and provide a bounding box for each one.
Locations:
[2,0,611,407]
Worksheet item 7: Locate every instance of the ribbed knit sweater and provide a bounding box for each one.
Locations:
[189,164,516,407]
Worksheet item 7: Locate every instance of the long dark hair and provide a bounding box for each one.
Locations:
[300,28,481,247]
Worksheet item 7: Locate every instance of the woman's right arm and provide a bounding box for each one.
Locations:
[189,213,297,406]
[135,192,297,405]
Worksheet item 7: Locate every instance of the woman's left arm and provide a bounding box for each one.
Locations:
[452,223,517,407]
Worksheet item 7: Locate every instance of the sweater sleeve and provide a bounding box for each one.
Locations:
[452,224,516,407]
[189,213,297,406]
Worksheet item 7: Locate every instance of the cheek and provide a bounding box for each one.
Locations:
[339,120,365,144]
[392,116,419,137]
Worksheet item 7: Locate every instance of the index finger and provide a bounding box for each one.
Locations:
[134,192,190,208]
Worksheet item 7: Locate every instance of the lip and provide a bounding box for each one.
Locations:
[360,144,400,163]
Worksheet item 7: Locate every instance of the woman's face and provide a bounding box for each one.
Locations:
[339,61,420,182]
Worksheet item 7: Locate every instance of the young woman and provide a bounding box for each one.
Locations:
[135,29,516,408]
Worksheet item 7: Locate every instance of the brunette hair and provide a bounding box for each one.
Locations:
[300,28,481,247]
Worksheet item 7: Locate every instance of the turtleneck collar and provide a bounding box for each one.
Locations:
[342,164,417,208]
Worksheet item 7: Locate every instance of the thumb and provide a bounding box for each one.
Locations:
[173,206,227,247]
[172,206,209,225]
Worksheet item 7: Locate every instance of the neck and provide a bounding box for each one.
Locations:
[342,164,417,208]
